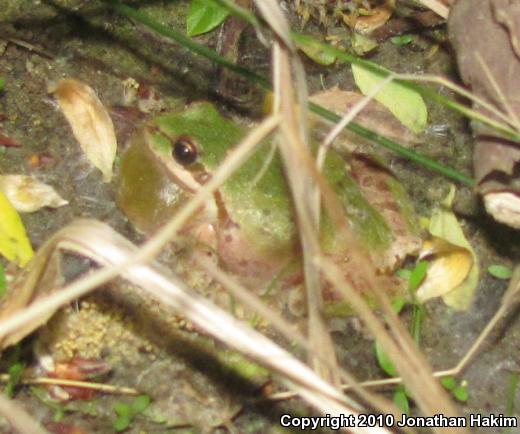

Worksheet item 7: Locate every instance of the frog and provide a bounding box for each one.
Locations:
[116,97,421,313]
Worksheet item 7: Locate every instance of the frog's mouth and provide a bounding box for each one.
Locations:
[161,161,207,194]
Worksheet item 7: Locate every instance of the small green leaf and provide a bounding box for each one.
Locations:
[453,384,469,402]
[0,263,6,298]
[295,35,336,65]
[392,296,407,314]
[393,386,409,414]
[440,376,456,390]
[114,402,131,418]
[187,0,230,37]
[396,268,411,280]
[53,407,65,423]
[218,350,269,379]
[488,264,513,280]
[130,395,150,414]
[390,35,413,46]
[409,260,428,292]
[440,376,469,401]
[5,362,24,397]
[0,78,4,91]
[375,341,397,377]
[352,62,428,133]
[113,415,131,432]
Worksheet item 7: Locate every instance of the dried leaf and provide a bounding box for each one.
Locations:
[353,0,395,34]
[0,191,33,267]
[416,238,472,302]
[46,357,110,401]
[49,79,117,182]
[0,131,21,148]
[416,186,479,310]
[0,175,68,213]
[310,88,419,152]
[449,0,520,228]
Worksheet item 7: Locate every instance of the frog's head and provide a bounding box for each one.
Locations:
[149,103,247,191]
[117,102,246,234]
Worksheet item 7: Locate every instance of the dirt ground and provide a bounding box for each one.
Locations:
[0,1,519,433]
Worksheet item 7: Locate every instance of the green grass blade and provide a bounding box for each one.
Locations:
[103,1,475,186]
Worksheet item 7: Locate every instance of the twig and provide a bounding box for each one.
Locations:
[0,374,140,396]
[5,38,54,59]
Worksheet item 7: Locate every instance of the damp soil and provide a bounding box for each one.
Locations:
[0,1,519,433]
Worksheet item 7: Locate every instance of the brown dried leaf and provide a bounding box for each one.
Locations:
[349,154,422,271]
[45,357,110,401]
[310,88,419,153]
[0,175,68,213]
[449,0,520,228]
[353,0,395,34]
[49,78,117,182]
[0,131,21,148]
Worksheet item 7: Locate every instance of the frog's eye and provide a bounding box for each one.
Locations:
[172,137,198,166]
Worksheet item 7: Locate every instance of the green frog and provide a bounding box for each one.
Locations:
[116,99,421,312]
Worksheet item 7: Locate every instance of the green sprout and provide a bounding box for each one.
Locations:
[440,376,469,402]
[5,361,24,398]
[113,394,151,432]
[487,264,513,280]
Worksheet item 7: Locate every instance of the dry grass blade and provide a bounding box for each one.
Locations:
[272,41,341,385]
[196,255,403,420]
[253,0,294,50]
[317,257,467,434]
[0,219,392,434]
[0,394,50,434]
[139,114,281,260]
[393,73,519,136]
[0,374,139,396]
[475,53,520,132]
[257,0,340,387]
[316,75,395,170]
[453,264,520,373]
[350,263,520,388]
[195,254,306,347]
[0,115,280,348]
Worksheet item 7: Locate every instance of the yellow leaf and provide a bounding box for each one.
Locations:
[351,63,427,133]
[0,191,33,267]
[416,238,472,303]
[416,185,479,310]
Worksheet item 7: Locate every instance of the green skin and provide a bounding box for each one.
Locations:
[117,102,417,289]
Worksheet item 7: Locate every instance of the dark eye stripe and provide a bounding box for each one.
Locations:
[172,136,198,165]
